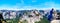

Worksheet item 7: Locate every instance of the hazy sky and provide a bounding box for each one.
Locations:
[0,0,60,10]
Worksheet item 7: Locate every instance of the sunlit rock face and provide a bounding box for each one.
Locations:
[10,12,16,19]
[52,11,58,20]
[51,15,60,23]
[2,11,17,19]
[19,10,43,23]
[51,20,60,23]
[2,12,10,19]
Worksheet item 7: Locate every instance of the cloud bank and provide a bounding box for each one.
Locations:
[0,0,60,10]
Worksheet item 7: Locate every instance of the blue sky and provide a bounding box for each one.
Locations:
[0,0,60,10]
